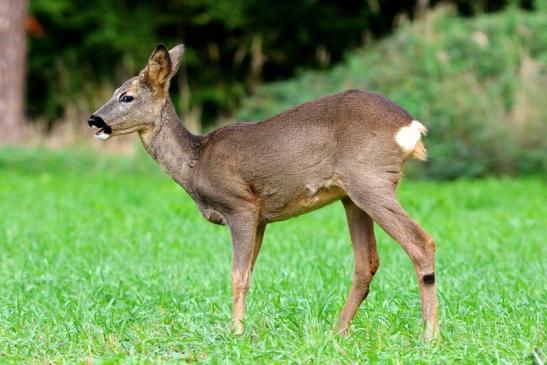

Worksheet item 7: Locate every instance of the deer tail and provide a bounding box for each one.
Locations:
[395,120,428,161]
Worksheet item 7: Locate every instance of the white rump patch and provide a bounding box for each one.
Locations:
[395,120,427,154]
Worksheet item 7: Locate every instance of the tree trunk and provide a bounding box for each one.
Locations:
[0,0,28,145]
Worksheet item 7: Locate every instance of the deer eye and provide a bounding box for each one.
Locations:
[120,95,134,103]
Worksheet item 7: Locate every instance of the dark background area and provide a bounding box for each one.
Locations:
[27,0,534,128]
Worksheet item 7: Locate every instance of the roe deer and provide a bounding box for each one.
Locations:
[88,44,439,340]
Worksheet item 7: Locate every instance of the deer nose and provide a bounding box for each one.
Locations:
[88,115,106,128]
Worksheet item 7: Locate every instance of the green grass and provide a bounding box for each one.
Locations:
[0,148,545,364]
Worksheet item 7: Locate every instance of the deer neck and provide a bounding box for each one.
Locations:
[139,98,201,189]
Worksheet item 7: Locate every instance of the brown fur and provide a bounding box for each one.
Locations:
[89,44,439,341]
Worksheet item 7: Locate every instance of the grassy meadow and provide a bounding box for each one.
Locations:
[0,148,545,363]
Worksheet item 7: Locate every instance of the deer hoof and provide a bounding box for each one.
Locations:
[334,323,350,337]
[231,321,244,335]
[422,322,440,342]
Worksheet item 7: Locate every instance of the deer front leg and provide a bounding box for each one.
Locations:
[228,212,264,335]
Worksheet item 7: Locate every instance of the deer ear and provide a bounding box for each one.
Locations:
[168,44,184,80]
[143,44,172,90]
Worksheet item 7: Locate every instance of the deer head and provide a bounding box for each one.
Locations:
[87,44,184,140]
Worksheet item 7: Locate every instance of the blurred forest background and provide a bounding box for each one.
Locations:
[0,0,545,179]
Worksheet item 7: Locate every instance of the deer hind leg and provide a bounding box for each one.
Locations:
[344,179,439,341]
[335,198,380,334]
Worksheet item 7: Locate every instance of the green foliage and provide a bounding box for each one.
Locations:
[237,8,547,179]
[0,149,545,363]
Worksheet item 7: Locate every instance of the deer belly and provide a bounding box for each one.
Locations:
[266,185,346,222]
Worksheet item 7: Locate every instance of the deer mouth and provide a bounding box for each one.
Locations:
[88,116,112,140]
[93,126,112,140]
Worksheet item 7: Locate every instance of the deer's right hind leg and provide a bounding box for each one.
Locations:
[343,178,439,341]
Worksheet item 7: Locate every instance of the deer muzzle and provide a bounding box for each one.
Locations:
[88,115,112,140]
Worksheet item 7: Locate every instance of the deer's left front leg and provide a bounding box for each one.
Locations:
[228,211,265,334]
